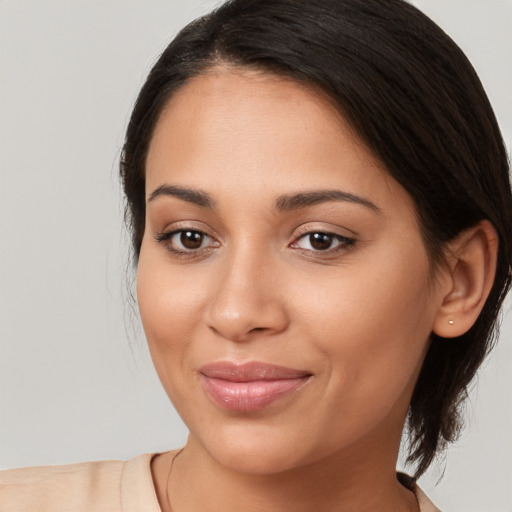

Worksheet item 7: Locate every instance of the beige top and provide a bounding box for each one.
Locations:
[0,453,440,512]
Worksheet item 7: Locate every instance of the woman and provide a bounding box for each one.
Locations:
[1,0,510,511]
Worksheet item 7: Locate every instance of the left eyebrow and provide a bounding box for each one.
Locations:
[275,189,380,213]
[147,184,215,208]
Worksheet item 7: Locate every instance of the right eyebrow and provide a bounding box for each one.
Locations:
[275,189,380,213]
[147,184,216,208]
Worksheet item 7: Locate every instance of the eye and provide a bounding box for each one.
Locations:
[291,231,355,253]
[155,229,218,254]
[175,230,207,250]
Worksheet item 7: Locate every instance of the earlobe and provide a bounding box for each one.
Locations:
[433,220,498,338]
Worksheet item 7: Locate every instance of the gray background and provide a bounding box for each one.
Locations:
[0,1,511,510]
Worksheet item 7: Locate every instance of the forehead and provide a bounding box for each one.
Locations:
[145,67,414,217]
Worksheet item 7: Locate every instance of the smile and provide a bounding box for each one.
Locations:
[198,361,312,412]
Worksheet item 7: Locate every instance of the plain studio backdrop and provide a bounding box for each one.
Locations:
[0,1,511,510]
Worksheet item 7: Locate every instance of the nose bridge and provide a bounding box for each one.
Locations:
[205,239,288,341]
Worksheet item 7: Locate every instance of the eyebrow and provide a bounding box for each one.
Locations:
[148,185,215,208]
[147,184,379,213]
[275,189,380,213]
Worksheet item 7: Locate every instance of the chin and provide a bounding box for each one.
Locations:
[193,427,314,475]
[213,447,305,476]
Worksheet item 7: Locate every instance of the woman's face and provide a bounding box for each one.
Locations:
[138,69,447,474]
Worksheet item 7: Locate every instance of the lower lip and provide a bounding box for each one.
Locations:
[200,375,310,412]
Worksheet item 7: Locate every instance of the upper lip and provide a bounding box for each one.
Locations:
[199,361,311,382]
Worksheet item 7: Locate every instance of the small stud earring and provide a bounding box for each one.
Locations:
[448,320,454,325]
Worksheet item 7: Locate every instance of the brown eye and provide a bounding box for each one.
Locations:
[180,230,204,249]
[155,228,217,254]
[309,233,334,250]
[291,231,355,254]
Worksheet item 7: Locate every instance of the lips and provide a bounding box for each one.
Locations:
[199,361,312,412]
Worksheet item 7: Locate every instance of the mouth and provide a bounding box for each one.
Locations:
[198,361,312,412]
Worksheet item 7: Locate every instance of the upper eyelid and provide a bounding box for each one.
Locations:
[293,230,354,241]
[292,222,358,239]
[158,221,221,240]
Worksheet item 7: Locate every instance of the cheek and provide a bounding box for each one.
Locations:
[136,246,206,385]
[137,240,205,329]
[294,247,435,409]
[298,251,431,336]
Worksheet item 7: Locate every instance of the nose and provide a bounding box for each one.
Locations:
[203,247,289,342]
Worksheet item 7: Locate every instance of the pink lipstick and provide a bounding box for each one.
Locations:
[199,361,311,412]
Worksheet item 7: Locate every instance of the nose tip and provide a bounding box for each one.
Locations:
[203,260,289,342]
[207,302,288,342]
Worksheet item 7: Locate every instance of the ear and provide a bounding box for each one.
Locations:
[433,220,498,338]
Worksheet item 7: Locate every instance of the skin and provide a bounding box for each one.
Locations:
[137,68,456,512]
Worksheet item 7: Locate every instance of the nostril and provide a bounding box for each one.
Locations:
[249,327,265,333]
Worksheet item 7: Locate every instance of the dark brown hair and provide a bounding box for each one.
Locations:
[120,0,512,478]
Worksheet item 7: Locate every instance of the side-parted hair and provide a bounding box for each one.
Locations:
[120,0,512,478]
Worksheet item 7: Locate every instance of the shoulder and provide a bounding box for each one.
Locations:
[0,453,159,512]
[415,486,441,512]
[397,473,441,512]
[0,459,125,512]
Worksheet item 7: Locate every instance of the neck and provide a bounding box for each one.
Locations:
[155,436,418,512]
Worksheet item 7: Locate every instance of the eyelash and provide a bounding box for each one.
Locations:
[290,231,355,255]
[154,229,219,258]
[154,228,356,259]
